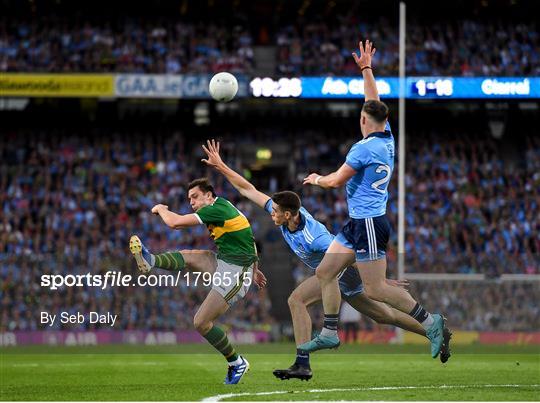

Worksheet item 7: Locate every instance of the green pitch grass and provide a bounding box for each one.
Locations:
[1,344,539,401]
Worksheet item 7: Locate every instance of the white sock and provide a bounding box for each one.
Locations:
[149,254,156,267]
[321,327,337,338]
[228,356,243,366]
[421,313,435,330]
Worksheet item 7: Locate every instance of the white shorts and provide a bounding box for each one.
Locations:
[212,259,254,305]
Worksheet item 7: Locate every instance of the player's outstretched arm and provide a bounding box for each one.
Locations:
[352,39,379,102]
[303,163,356,189]
[151,204,200,229]
[201,139,270,209]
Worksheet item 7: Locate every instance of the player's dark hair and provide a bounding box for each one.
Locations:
[362,100,389,123]
[272,191,301,215]
[188,178,216,197]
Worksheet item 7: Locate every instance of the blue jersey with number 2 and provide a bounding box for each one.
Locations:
[344,122,395,219]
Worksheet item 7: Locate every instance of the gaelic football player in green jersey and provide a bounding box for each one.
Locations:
[129,178,266,384]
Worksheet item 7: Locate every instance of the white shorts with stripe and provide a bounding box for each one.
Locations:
[211,259,254,305]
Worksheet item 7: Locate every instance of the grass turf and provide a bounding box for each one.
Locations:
[1,344,539,401]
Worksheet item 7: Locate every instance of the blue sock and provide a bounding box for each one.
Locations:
[295,348,310,367]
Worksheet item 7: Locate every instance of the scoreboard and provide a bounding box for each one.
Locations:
[250,76,539,99]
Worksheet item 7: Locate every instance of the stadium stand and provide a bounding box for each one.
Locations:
[1,17,538,76]
[276,18,540,76]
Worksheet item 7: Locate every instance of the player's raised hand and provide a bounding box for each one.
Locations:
[303,173,321,186]
[151,204,169,215]
[352,39,376,70]
[201,139,224,168]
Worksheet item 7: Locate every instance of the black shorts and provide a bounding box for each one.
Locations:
[335,215,390,262]
[338,266,364,298]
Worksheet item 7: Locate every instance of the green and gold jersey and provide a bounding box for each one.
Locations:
[194,197,257,266]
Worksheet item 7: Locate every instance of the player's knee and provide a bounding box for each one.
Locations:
[315,266,333,283]
[287,293,306,310]
[193,315,212,334]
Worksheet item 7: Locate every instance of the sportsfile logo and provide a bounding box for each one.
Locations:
[40,271,183,290]
[40,271,251,290]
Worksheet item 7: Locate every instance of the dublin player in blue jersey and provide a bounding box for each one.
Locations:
[202,139,443,381]
[302,40,451,360]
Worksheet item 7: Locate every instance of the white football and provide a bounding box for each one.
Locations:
[209,72,238,102]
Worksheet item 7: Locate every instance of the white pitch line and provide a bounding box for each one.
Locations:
[201,384,540,402]
[10,363,40,367]
[7,361,165,368]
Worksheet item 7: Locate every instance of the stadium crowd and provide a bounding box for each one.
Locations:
[1,128,538,332]
[409,280,540,332]
[276,18,540,76]
[0,19,255,74]
[1,17,538,76]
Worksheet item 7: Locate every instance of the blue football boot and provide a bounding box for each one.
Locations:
[298,333,340,353]
[426,314,445,358]
[224,356,250,384]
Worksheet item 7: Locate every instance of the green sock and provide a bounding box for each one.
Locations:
[153,251,185,271]
[203,326,239,363]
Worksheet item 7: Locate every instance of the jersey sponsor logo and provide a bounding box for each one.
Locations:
[294,244,313,263]
[295,247,309,260]
[386,142,395,158]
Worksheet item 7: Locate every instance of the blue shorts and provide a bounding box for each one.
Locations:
[338,266,363,298]
[335,215,390,262]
